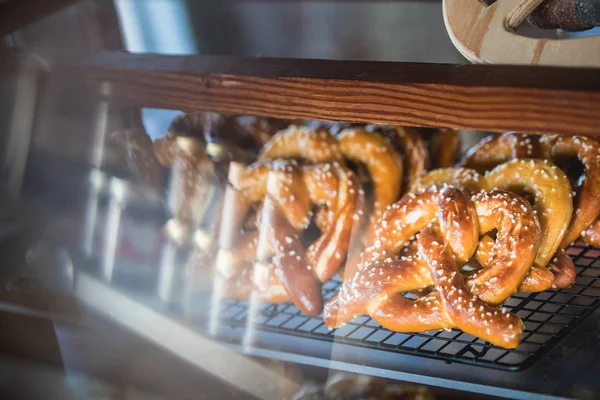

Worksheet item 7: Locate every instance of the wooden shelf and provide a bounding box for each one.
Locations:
[62,51,600,136]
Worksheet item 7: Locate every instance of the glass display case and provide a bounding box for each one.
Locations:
[1,1,599,399]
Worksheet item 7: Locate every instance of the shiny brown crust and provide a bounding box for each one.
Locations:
[240,160,361,281]
[325,226,524,348]
[358,187,478,269]
[582,219,600,247]
[475,234,554,293]
[259,125,344,163]
[410,167,489,195]
[325,188,540,348]
[377,126,428,191]
[240,160,312,232]
[255,196,323,316]
[411,161,575,290]
[486,159,572,268]
[259,125,403,242]
[548,249,577,289]
[416,228,524,348]
[459,132,542,173]
[459,132,600,247]
[466,191,541,304]
[540,135,600,247]
[428,128,462,168]
[336,127,404,237]
[220,160,361,311]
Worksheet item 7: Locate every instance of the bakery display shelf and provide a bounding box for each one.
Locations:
[64,51,600,137]
[70,240,600,400]
[215,241,600,372]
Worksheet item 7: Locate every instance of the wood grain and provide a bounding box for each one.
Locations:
[63,51,600,137]
[444,0,600,67]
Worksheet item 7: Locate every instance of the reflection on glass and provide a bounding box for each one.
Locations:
[100,178,127,282]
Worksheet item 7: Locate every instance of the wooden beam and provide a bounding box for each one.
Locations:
[64,51,600,137]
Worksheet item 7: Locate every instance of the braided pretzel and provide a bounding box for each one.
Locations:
[325,187,532,347]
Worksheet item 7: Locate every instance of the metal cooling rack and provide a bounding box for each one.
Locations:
[214,241,600,371]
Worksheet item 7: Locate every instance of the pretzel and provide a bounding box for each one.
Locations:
[410,167,489,194]
[259,125,344,163]
[346,188,539,300]
[486,159,572,268]
[459,132,542,173]
[372,228,524,348]
[427,128,462,168]
[336,127,403,235]
[253,194,323,315]
[539,135,600,247]
[412,163,575,289]
[324,188,532,348]
[460,132,600,247]
[372,126,427,191]
[259,126,402,240]
[216,159,361,314]
[238,160,361,281]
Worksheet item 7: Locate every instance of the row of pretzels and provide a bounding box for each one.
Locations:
[211,126,599,349]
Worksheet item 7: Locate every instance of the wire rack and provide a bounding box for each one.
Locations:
[214,241,600,371]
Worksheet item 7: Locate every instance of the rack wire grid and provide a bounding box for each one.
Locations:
[215,241,600,371]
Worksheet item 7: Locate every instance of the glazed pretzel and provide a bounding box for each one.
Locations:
[411,161,575,289]
[216,160,361,314]
[427,128,462,169]
[259,125,403,240]
[374,126,428,191]
[324,187,534,348]
[236,160,362,281]
[259,125,344,163]
[539,135,600,247]
[354,188,540,302]
[410,167,489,194]
[460,132,600,247]
[459,132,542,173]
